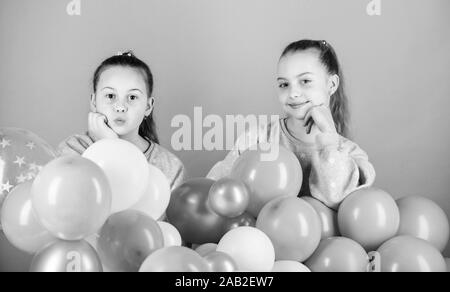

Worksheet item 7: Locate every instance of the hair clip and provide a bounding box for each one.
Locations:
[321,40,328,47]
[116,50,134,57]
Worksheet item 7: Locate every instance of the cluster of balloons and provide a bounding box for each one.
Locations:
[338,189,449,271]
[164,141,450,272]
[163,146,309,272]
[165,145,303,244]
[1,128,450,272]
[166,178,256,244]
[297,187,449,272]
[1,129,177,272]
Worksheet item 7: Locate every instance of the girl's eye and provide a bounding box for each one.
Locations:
[301,79,312,85]
[106,93,115,100]
[128,95,138,101]
[278,83,288,89]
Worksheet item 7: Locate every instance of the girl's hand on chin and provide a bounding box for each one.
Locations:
[304,104,340,148]
[88,112,119,141]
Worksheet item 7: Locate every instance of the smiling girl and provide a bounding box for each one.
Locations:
[208,39,376,209]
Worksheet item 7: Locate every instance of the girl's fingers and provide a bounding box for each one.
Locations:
[303,104,320,127]
[66,137,86,154]
[93,113,107,126]
[302,102,315,126]
[88,111,117,140]
[306,118,314,134]
[75,134,93,149]
[97,115,110,132]
[304,105,333,133]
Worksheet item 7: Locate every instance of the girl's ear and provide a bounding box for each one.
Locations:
[145,96,155,117]
[328,74,340,97]
[90,93,97,112]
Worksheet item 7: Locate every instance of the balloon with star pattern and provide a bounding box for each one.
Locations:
[0,128,57,228]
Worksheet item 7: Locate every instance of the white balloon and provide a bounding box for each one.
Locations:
[157,221,182,247]
[217,227,275,272]
[272,261,311,272]
[131,165,171,220]
[83,139,149,213]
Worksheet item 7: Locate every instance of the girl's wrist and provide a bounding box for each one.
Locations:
[315,132,340,150]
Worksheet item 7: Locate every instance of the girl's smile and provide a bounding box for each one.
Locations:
[288,100,311,110]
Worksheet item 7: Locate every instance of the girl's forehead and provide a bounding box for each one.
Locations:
[98,66,147,90]
[277,49,325,77]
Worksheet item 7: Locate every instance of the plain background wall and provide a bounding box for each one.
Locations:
[1,0,449,264]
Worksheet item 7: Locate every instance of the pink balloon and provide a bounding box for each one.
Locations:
[377,236,446,272]
[302,196,340,240]
[230,145,302,217]
[139,246,210,272]
[157,221,182,247]
[98,210,164,272]
[195,243,218,257]
[256,196,321,262]
[84,234,112,272]
[305,237,369,272]
[338,187,400,251]
[1,181,56,253]
[396,196,449,252]
[0,127,56,228]
[31,156,112,241]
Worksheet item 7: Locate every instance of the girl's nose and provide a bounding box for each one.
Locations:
[113,103,128,113]
[289,87,301,100]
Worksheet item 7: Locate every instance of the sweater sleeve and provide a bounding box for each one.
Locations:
[171,162,186,190]
[206,147,240,180]
[309,137,376,209]
[56,133,94,156]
